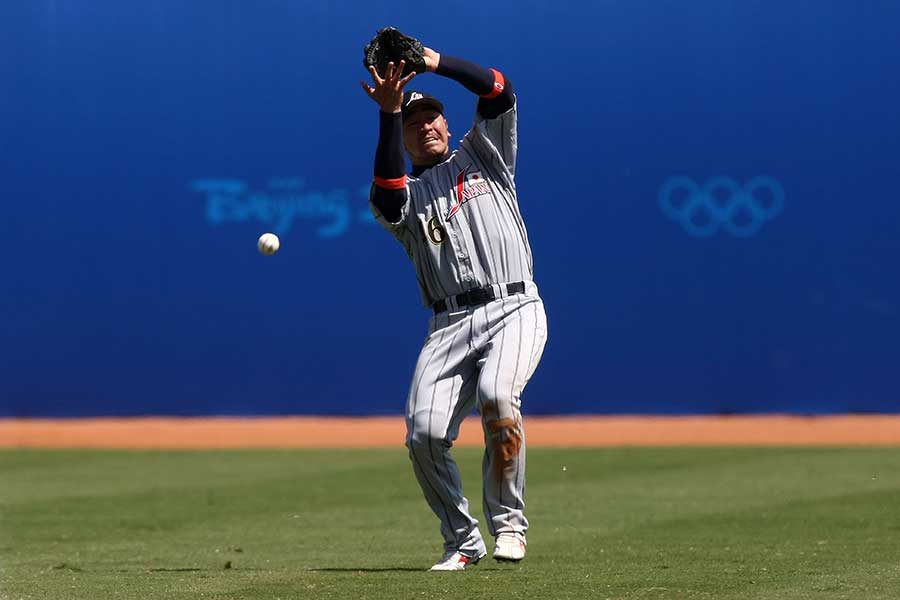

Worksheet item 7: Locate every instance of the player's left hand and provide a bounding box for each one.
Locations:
[360,60,417,113]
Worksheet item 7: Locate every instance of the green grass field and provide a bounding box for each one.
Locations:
[1,447,898,599]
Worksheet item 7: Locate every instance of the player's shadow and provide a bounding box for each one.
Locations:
[308,566,504,573]
[306,567,425,573]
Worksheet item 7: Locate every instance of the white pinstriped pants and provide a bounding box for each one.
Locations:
[405,281,547,557]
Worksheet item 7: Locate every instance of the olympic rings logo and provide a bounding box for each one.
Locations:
[659,176,785,238]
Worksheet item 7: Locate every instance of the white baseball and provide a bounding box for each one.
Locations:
[257,233,280,255]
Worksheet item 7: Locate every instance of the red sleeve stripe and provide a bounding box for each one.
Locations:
[481,69,506,99]
[373,175,407,190]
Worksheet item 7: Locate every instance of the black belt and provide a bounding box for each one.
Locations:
[432,282,526,314]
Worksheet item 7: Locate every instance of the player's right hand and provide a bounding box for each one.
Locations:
[360,60,416,113]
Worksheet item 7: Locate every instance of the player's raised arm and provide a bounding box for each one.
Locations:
[423,47,515,119]
[360,61,417,224]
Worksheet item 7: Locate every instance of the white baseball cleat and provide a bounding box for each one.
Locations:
[493,532,527,562]
[428,550,486,571]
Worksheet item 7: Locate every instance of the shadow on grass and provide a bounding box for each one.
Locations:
[145,567,268,573]
[306,567,426,573]
[307,566,507,573]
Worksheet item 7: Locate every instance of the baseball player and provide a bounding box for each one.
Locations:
[360,38,547,571]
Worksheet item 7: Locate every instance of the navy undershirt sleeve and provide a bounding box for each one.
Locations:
[374,110,405,179]
[371,110,406,223]
[435,54,515,119]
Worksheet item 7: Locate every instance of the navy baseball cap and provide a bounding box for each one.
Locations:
[402,90,444,120]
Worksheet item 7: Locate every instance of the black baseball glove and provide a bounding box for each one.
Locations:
[363,27,426,78]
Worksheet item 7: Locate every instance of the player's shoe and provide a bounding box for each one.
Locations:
[493,532,526,562]
[428,550,487,571]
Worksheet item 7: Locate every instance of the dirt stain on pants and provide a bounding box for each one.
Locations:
[486,417,523,474]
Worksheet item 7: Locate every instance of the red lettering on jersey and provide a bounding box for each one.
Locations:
[447,169,466,219]
[446,167,491,220]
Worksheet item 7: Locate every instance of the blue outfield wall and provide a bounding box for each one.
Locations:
[1,2,899,416]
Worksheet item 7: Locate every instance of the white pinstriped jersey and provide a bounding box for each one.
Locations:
[371,101,535,307]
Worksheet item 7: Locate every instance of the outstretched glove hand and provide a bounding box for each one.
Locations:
[363,27,428,78]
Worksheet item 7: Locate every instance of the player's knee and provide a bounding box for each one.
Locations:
[406,429,451,454]
[477,388,520,421]
[406,412,452,450]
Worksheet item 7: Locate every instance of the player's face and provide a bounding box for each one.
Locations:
[403,109,450,165]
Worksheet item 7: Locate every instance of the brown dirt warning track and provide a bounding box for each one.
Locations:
[1,415,899,448]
